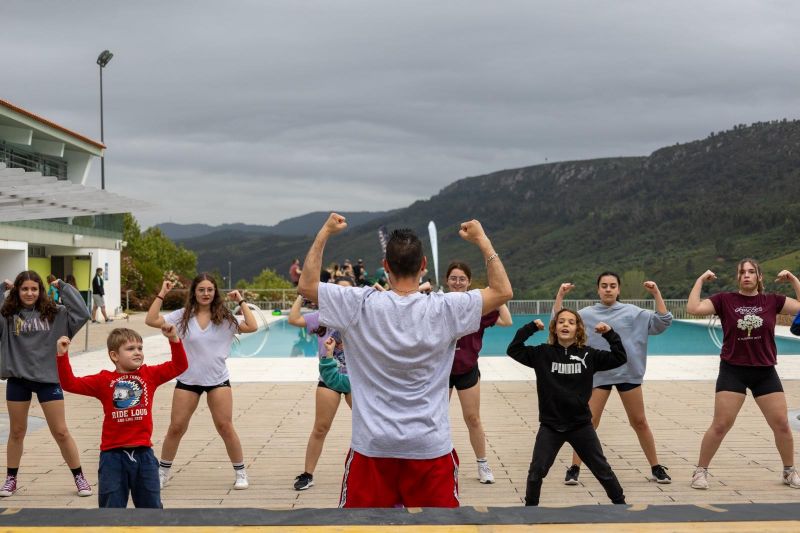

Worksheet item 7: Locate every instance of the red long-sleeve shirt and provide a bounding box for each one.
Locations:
[57,340,188,451]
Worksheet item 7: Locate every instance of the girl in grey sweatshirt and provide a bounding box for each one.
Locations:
[0,271,92,498]
[553,271,673,485]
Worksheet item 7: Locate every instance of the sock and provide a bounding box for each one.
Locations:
[7,468,18,477]
[70,466,83,477]
[476,458,487,463]
[159,460,173,470]
[233,462,245,471]
[784,465,794,472]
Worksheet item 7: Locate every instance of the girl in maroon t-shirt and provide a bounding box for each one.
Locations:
[446,261,512,485]
[687,258,800,490]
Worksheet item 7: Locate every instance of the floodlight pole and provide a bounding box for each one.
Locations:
[96,50,113,190]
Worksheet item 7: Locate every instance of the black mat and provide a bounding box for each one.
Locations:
[1,503,799,526]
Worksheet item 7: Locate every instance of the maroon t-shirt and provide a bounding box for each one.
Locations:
[451,310,500,375]
[709,292,786,366]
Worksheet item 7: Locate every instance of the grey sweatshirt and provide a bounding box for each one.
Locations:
[0,282,90,383]
[578,302,672,386]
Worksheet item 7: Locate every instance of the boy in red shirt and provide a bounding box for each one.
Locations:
[56,325,188,508]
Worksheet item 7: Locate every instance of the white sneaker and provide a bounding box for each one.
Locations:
[478,461,495,484]
[234,469,249,490]
[691,467,709,490]
[159,468,170,489]
[783,467,800,488]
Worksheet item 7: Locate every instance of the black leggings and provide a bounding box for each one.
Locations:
[526,423,625,506]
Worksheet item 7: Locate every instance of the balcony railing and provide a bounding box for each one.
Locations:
[0,140,68,179]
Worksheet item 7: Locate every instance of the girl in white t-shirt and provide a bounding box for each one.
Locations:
[145,273,258,490]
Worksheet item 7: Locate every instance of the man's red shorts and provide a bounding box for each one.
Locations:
[338,448,460,508]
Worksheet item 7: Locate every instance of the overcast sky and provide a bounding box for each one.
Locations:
[3,1,799,227]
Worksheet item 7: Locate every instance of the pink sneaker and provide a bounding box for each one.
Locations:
[0,475,17,497]
[74,473,93,497]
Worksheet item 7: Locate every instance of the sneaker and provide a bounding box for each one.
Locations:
[650,464,672,484]
[74,473,93,497]
[105,318,114,323]
[783,467,800,488]
[293,472,314,491]
[91,320,99,324]
[234,469,249,490]
[0,475,17,497]
[159,468,170,489]
[691,467,709,490]
[564,464,580,485]
[478,461,495,484]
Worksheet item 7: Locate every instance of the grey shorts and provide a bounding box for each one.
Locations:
[92,294,105,306]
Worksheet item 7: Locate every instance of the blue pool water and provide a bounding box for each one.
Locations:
[231,314,800,358]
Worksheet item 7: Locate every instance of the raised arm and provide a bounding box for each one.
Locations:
[459,220,513,315]
[776,270,800,315]
[55,337,99,397]
[287,295,307,327]
[495,304,513,327]
[553,283,574,314]
[591,323,627,371]
[56,280,91,337]
[686,270,717,316]
[298,213,348,304]
[145,280,173,328]
[506,319,544,367]
[228,290,258,333]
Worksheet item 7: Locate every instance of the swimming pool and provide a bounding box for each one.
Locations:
[231,314,800,357]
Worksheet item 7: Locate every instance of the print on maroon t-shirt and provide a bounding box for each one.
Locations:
[451,310,500,375]
[709,292,786,367]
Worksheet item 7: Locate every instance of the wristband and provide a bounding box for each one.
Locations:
[239,300,247,305]
[486,252,499,265]
[155,295,164,301]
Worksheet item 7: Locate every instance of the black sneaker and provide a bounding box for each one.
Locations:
[650,464,672,484]
[564,464,580,485]
[293,472,314,491]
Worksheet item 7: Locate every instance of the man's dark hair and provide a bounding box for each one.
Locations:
[386,229,423,278]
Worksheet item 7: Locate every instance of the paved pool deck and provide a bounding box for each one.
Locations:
[1,312,799,510]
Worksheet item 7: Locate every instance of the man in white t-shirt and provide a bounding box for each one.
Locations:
[298,213,513,508]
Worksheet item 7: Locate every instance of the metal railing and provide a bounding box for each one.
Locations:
[508,299,699,319]
[0,140,67,179]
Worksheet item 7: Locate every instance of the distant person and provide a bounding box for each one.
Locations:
[46,274,60,303]
[553,272,673,485]
[353,259,367,286]
[65,274,78,288]
[507,311,627,506]
[289,259,302,287]
[145,274,258,491]
[445,260,512,484]
[0,272,92,498]
[298,213,512,508]
[287,276,355,491]
[92,268,112,323]
[56,325,188,508]
[687,260,800,490]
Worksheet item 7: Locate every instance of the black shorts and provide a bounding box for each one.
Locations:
[449,365,480,391]
[596,382,641,393]
[715,360,783,397]
[317,380,347,395]
[175,380,231,395]
[5,377,64,403]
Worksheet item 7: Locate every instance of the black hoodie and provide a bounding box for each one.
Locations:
[507,321,627,431]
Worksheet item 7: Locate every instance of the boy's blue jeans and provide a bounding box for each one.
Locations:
[98,446,162,508]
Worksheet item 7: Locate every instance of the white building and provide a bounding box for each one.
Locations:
[0,98,137,314]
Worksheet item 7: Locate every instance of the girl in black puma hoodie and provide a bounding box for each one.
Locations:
[507,309,627,506]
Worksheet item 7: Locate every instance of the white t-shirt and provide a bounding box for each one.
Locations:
[318,283,482,459]
[164,309,241,386]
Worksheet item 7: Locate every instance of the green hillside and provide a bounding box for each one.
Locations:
[181,119,800,298]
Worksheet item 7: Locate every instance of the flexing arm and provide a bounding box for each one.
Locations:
[776,270,800,315]
[145,280,173,328]
[459,220,513,315]
[287,295,307,327]
[57,280,91,336]
[228,290,258,333]
[506,319,544,367]
[298,213,348,304]
[553,283,574,314]
[686,270,717,316]
[591,324,628,371]
[151,324,189,384]
[56,337,99,396]
[495,304,513,327]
